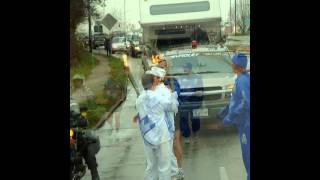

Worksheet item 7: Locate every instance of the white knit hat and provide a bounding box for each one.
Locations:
[146,67,166,78]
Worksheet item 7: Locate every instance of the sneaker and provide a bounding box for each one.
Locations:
[176,168,184,180]
[90,168,100,180]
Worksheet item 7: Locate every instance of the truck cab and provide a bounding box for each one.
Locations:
[92,24,107,49]
[139,0,236,123]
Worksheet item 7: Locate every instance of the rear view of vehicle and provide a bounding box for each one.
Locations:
[139,0,223,48]
[126,32,142,57]
[139,0,223,70]
[92,33,106,49]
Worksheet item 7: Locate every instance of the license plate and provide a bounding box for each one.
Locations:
[193,108,208,117]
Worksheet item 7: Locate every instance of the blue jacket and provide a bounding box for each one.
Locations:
[164,78,180,95]
[164,78,181,102]
[220,72,250,127]
[219,72,250,180]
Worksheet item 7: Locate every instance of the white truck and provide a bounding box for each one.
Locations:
[139,0,237,124]
[139,0,223,50]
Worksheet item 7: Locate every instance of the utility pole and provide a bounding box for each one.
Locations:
[218,0,222,42]
[124,0,126,42]
[87,0,93,53]
[230,0,232,22]
[235,0,237,36]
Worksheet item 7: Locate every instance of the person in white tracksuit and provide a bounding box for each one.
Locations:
[147,67,181,178]
[136,72,179,180]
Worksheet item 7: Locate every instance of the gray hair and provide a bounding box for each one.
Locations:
[141,73,154,90]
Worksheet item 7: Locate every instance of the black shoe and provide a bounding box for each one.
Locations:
[90,168,100,180]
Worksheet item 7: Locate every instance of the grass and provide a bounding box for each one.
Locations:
[81,99,110,128]
[77,55,127,128]
[100,54,128,86]
[70,51,98,81]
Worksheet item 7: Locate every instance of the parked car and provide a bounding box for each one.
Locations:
[111,36,128,54]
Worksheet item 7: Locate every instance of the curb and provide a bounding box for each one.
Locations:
[91,52,129,130]
[92,96,125,130]
[93,78,128,130]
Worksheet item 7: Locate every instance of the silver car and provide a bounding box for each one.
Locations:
[143,45,236,121]
[111,37,128,54]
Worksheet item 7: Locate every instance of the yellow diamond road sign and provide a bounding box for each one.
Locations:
[102,14,118,30]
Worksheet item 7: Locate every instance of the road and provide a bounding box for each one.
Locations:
[82,49,246,180]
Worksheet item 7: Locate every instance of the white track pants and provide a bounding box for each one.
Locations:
[143,140,172,180]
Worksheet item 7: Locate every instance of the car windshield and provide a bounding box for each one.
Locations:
[112,37,125,43]
[132,35,139,41]
[126,35,140,42]
[166,52,233,75]
[157,38,191,51]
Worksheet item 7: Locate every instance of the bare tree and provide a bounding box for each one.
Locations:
[70,0,104,65]
[229,0,250,34]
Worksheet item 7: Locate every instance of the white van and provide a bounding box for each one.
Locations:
[139,0,223,49]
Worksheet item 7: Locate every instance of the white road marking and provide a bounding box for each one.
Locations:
[219,167,230,180]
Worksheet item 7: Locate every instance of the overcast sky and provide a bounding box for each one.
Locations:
[96,0,235,27]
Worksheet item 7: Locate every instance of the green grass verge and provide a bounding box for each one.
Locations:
[70,51,98,81]
[78,55,127,129]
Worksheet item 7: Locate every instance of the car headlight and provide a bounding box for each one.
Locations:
[226,83,234,90]
[225,83,234,98]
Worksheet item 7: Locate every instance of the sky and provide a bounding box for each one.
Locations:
[96,0,235,27]
[77,0,248,33]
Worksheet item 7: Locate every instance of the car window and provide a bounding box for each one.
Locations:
[112,37,125,43]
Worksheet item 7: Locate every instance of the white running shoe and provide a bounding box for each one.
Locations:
[176,168,184,180]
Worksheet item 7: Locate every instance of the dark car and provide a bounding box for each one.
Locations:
[93,33,107,49]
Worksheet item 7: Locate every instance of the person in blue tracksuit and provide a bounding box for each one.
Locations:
[219,52,250,180]
[178,62,203,144]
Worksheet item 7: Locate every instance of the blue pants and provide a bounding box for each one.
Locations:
[180,111,200,138]
[238,125,250,180]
